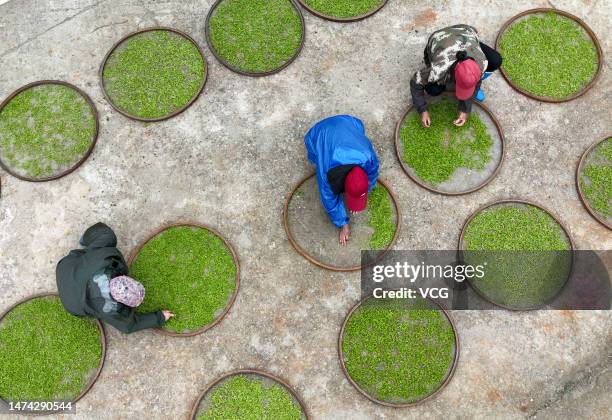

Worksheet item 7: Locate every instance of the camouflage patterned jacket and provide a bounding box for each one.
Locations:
[410,25,487,114]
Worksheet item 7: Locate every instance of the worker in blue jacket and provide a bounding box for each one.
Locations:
[304,115,379,245]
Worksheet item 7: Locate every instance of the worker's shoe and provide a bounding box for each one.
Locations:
[475,72,492,102]
[475,88,485,102]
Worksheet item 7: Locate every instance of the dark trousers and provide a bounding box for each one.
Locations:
[424,42,502,96]
[480,42,503,72]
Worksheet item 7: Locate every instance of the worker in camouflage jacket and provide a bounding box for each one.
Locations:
[410,25,503,127]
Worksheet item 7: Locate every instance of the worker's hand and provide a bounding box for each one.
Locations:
[453,112,468,127]
[162,310,175,321]
[421,111,431,128]
[339,224,350,246]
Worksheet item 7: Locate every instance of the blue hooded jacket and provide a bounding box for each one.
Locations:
[304,115,379,228]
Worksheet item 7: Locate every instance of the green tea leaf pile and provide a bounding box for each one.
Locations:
[399,99,493,185]
[197,374,305,420]
[0,83,96,179]
[342,297,456,404]
[130,226,237,333]
[303,0,385,19]
[0,296,102,401]
[499,12,599,99]
[208,0,303,74]
[580,138,612,218]
[366,184,396,249]
[463,203,571,309]
[102,30,205,119]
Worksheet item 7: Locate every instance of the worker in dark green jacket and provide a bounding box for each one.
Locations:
[56,222,174,334]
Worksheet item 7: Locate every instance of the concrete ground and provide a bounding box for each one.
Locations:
[0,0,610,419]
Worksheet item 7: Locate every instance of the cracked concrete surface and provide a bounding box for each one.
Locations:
[0,0,610,419]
